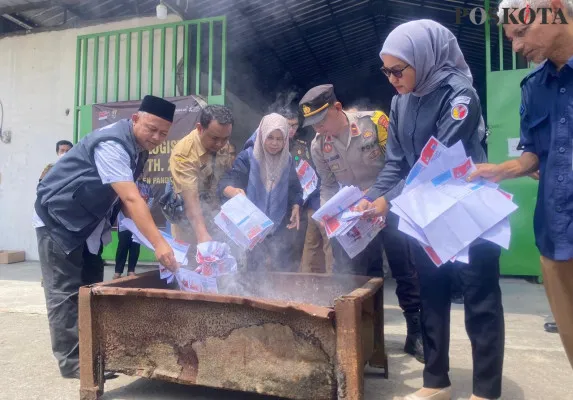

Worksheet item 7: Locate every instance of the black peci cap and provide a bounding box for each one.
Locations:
[139,95,176,123]
[299,84,337,127]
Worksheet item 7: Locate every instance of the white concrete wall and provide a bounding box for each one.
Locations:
[0,15,262,260]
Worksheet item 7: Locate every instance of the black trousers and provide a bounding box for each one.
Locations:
[115,229,141,274]
[412,240,504,398]
[331,213,421,314]
[36,227,104,376]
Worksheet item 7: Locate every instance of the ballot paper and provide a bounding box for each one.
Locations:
[175,241,238,293]
[296,160,318,202]
[195,241,238,276]
[312,185,385,258]
[312,186,365,238]
[214,194,274,251]
[122,219,237,293]
[175,267,218,294]
[337,217,385,259]
[121,218,189,266]
[391,137,519,267]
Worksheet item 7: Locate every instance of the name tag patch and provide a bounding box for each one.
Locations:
[450,95,471,105]
[369,149,382,160]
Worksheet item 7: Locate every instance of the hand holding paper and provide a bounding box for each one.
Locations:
[391,137,519,267]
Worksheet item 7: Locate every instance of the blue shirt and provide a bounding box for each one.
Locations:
[519,58,573,261]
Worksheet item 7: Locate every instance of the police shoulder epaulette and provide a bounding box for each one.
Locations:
[520,61,547,87]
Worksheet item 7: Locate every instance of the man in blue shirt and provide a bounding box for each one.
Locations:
[469,0,573,369]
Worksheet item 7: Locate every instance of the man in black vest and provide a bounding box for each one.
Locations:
[34,95,179,379]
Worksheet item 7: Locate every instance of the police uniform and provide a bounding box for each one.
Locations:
[301,84,423,361]
[365,74,504,398]
[169,129,232,251]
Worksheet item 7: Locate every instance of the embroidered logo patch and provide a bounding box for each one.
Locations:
[377,114,389,129]
[451,104,468,121]
[323,143,333,153]
[363,130,374,139]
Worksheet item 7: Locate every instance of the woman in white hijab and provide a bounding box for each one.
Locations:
[356,20,504,400]
[218,113,303,271]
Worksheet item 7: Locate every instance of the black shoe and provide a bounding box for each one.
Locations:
[62,370,118,380]
[544,322,558,333]
[403,311,425,364]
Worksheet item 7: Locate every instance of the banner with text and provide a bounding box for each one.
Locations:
[92,95,205,227]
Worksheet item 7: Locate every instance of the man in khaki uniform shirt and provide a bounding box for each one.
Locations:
[301,84,423,363]
[169,105,234,250]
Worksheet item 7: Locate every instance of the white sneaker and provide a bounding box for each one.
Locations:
[405,387,452,400]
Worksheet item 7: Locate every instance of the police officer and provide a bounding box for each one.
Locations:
[282,105,334,273]
[301,84,423,362]
[357,20,504,400]
[35,95,179,379]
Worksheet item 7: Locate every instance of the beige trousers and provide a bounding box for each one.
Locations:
[300,208,333,273]
[541,256,573,368]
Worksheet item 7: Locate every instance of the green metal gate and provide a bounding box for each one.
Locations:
[484,0,541,280]
[74,16,227,142]
[73,16,227,262]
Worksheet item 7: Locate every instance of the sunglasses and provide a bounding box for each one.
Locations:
[380,64,410,78]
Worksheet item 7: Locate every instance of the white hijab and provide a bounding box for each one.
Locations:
[253,113,290,191]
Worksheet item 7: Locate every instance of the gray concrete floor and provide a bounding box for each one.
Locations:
[0,261,571,400]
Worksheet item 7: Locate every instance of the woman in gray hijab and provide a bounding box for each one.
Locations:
[356,20,504,400]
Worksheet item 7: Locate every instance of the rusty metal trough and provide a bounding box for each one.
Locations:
[79,271,388,400]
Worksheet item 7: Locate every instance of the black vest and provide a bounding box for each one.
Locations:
[35,119,148,254]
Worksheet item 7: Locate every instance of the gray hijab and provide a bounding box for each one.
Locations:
[381,19,486,140]
[380,19,473,97]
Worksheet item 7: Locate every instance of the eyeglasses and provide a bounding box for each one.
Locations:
[380,64,410,78]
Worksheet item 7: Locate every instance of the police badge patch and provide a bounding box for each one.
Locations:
[451,104,468,121]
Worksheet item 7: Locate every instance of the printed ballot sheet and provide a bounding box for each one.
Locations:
[214,194,274,251]
[121,218,190,266]
[391,137,518,266]
[312,185,385,258]
[296,160,318,202]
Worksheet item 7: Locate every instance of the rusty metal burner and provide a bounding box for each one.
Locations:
[79,271,388,400]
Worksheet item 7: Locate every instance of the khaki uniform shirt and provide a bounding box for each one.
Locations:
[169,128,232,203]
[169,129,232,247]
[311,110,389,205]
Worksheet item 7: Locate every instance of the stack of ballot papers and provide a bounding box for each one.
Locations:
[214,194,274,251]
[312,186,386,259]
[174,241,238,294]
[121,218,237,294]
[296,159,318,202]
[391,136,519,266]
